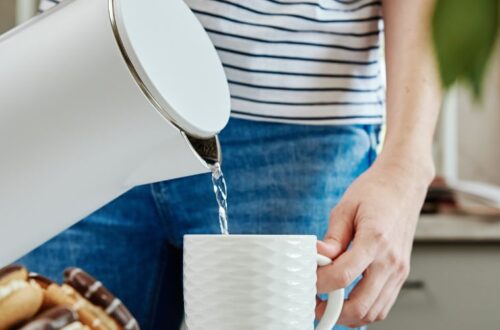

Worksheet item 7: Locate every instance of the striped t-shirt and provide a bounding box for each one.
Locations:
[39,0,385,125]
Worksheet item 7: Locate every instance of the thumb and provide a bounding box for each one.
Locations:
[320,200,356,259]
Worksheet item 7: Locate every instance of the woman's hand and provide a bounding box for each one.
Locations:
[315,0,441,325]
[316,152,434,328]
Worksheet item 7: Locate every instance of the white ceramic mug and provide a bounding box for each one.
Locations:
[184,235,344,330]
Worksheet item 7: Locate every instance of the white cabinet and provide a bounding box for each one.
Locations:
[371,243,500,330]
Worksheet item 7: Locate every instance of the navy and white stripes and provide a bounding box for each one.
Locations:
[39,0,385,125]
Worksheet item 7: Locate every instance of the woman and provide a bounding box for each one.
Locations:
[23,0,441,329]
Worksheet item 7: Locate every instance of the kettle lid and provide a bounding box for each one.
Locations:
[111,0,230,138]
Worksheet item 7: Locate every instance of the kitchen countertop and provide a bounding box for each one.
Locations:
[415,214,500,242]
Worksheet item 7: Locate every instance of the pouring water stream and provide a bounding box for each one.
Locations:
[210,162,229,235]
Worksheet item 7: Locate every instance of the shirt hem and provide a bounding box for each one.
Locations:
[230,112,385,126]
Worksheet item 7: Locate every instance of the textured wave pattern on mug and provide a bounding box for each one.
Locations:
[184,238,317,329]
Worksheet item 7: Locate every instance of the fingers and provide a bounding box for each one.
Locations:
[317,223,383,293]
[365,269,407,323]
[337,262,392,326]
[339,245,410,327]
[317,240,339,259]
[322,201,356,259]
[378,279,405,321]
[368,246,410,322]
[316,269,404,327]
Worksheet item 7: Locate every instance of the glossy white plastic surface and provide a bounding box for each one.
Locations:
[114,0,230,138]
[0,0,230,267]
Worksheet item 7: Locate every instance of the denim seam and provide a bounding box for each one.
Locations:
[150,183,179,245]
[145,244,170,330]
[127,184,169,330]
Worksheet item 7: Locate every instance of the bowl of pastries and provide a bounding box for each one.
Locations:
[0,265,139,330]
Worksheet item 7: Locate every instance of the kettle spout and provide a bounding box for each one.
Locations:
[185,133,221,167]
[124,131,221,188]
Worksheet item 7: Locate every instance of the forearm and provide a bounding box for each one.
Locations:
[380,0,442,184]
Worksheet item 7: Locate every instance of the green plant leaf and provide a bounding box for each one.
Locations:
[432,0,499,98]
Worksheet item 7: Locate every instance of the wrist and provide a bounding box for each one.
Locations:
[376,146,435,189]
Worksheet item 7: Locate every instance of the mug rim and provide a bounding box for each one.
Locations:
[184,234,317,240]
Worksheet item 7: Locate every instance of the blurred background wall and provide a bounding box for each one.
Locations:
[457,48,500,185]
[0,0,38,34]
[0,0,16,34]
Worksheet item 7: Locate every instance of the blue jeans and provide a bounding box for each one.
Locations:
[18,118,379,330]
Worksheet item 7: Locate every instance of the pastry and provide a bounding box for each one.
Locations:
[28,273,55,290]
[64,268,139,330]
[0,265,43,330]
[19,306,90,330]
[43,283,119,330]
[28,273,56,313]
[1,266,139,330]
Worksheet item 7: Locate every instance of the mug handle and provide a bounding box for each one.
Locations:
[315,254,345,330]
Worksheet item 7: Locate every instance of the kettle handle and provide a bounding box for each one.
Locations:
[315,254,345,330]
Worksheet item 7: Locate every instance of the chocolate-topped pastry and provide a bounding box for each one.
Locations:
[0,265,23,278]
[0,265,26,286]
[63,268,139,330]
[0,265,43,329]
[29,273,55,290]
[19,306,89,330]
[43,283,119,330]
[28,273,57,312]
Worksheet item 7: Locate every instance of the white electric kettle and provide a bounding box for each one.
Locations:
[0,0,230,267]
